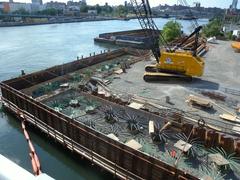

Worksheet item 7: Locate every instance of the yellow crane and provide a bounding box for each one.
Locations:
[130,0,205,81]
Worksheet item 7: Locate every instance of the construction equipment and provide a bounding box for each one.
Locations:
[232,41,240,52]
[130,0,205,81]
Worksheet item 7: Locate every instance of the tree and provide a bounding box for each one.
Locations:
[80,4,89,13]
[39,8,58,16]
[202,19,223,37]
[96,4,102,14]
[115,5,127,16]
[162,20,182,42]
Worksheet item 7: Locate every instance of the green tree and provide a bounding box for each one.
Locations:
[80,4,89,13]
[115,5,127,16]
[95,4,102,14]
[202,19,223,37]
[40,8,58,16]
[162,20,182,42]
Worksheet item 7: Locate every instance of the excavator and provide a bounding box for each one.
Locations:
[130,0,205,81]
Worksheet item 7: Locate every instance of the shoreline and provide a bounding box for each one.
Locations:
[0,17,121,27]
[0,15,209,28]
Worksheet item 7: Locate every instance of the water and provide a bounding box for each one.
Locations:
[0,18,208,179]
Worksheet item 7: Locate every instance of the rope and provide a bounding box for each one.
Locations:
[17,110,42,176]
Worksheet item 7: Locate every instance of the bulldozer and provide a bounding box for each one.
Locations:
[130,0,205,81]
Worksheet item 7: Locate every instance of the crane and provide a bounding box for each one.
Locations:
[130,0,205,82]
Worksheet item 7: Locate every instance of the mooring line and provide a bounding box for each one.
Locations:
[17,110,42,176]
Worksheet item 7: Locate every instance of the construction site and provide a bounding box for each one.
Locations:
[1,0,240,180]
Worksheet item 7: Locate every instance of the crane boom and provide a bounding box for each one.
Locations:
[130,0,169,62]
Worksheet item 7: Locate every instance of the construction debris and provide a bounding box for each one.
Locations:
[128,102,144,110]
[208,153,229,166]
[174,140,192,153]
[220,114,237,122]
[186,95,213,109]
[60,83,69,89]
[201,91,226,102]
[69,100,79,107]
[114,69,124,75]
[148,121,154,134]
[107,133,119,141]
[125,139,142,150]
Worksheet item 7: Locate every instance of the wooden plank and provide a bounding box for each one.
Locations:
[149,121,154,134]
[125,139,142,150]
[187,94,212,107]
[220,114,237,122]
[128,102,144,110]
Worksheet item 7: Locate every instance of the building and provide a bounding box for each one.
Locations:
[87,9,97,15]
[67,0,84,7]
[32,0,43,5]
[0,3,3,13]
[9,2,32,13]
[0,2,10,13]
[46,1,66,11]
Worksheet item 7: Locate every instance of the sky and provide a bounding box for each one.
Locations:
[0,0,239,9]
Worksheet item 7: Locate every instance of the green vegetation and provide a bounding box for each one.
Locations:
[202,19,223,38]
[37,8,62,16]
[115,5,128,17]
[162,20,182,42]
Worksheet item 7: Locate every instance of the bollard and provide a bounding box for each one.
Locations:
[21,70,25,76]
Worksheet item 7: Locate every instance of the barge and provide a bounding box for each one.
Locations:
[1,48,240,180]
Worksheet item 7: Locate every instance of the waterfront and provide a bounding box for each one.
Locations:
[0,18,208,179]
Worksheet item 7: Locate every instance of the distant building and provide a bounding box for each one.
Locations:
[9,2,32,13]
[46,1,66,11]
[9,0,13,3]
[88,9,97,15]
[0,2,10,13]
[195,2,201,8]
[32,0,43,5]
[67,0,84,7]
[0,3,3,12]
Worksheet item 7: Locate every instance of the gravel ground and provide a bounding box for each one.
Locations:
[108,40,240,125]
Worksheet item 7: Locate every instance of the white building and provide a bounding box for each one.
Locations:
[9,3,32,13]
[87,10,97,15]
[32,0,43,5]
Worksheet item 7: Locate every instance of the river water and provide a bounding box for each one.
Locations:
[0,18,208,180]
